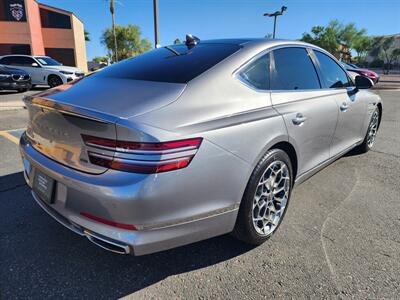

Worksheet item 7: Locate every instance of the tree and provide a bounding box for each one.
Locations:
[301,20,370,60]
[101,24,152,62]
[353,35,372,61]
[301,25,339,55]
[84,29,90,42]
[173,38,181,44]
[372,36,400,74]
[93,56,108,63]
[264,33,273,39]
[108,0,118,62]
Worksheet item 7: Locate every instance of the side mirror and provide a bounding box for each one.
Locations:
[355,75,373,89]
[31,62,39,67]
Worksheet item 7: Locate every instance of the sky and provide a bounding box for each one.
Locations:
[39,0,400,60]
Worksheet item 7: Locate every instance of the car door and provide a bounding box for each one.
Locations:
[270,47,338,176]
[312,50,367,157]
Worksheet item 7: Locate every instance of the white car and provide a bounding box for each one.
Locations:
[0,55,85,88]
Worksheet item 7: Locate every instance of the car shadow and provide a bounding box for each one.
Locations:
[0,172,253,299]
[0,86,48,95]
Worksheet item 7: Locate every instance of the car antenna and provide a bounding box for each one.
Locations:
[164,46,180,56]
[185,34,200,48]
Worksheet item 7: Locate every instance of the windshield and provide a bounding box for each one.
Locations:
[35,57,62,66]
[95,43,241,83]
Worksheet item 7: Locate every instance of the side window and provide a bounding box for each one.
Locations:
[271,47,320,90]
[314,51,351,88]
[238,54,270,90]
[10,56,35,66]
[0,57,12,65]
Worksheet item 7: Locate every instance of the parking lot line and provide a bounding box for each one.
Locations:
[0,130,20,145]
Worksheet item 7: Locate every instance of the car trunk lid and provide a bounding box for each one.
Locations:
[23,78,186,174]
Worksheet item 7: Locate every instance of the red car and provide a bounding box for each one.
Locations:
[341,62,380,84]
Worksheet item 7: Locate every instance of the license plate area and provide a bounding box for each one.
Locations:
[33,169,55,204]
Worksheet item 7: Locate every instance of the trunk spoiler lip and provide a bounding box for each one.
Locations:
[23,95,120,124]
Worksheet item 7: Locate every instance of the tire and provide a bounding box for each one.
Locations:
[354,107,380,154]
[232,149,293,245]
[48,75,63,88]
[17,88,28,93]
[30,85,36,89]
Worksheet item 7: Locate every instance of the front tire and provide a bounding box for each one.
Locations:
[355,107,380,153]
[48,75,63,88]
[233,149,293,245]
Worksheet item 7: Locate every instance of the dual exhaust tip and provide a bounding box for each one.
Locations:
[83,230,131,255]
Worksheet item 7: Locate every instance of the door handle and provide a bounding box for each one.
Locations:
[340,102,348,111]
[292,113,307,125]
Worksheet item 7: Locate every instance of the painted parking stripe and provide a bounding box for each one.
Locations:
[0,128,25,145]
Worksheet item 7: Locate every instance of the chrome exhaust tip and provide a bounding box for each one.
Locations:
[84,230,131,255]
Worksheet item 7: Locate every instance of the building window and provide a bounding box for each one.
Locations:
[45,48,75,67]
[0,44,31,55]
[0,0,27,22]
[40,8,71,29]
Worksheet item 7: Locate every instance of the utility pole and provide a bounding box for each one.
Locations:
[153,0,160,48]
[263,6,287,39]
[110,0,118,62]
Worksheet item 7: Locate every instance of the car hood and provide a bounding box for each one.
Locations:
[0,66,28,75]
[31,76,187,119]
[357,68,378,76]
[42,65,83,73]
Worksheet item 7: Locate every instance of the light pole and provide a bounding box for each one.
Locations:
[263,6,287,39]
[153,0,160,48]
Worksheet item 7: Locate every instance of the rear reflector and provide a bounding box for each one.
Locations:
[82,135,202,174]
[80,212,137,230]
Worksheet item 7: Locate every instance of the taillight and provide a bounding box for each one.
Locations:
[82,135,202,174]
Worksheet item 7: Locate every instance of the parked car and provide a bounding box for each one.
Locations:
[0,55,85,88]
[20,37,382,255]
[341,62,380,84]
[0,66,31,92]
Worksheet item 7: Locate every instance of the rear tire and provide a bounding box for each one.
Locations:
[48,75,63,88]
[17,88,28,93]
[354,107,380,154]
[232,149,293,245]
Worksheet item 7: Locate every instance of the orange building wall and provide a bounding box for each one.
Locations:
[0,21,31,45]
[25,0,44,55]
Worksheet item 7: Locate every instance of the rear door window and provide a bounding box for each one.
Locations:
[95,43,240,83]
[314,50,352,88]
[238,54,270,90]
[271,47,321,90]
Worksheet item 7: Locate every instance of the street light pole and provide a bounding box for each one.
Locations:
[263,6,287,39]
[153,0,160,48]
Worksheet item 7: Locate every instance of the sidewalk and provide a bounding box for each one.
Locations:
[374,74,400,90]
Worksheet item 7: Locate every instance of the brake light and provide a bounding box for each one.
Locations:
[82,135,202,174]
[80,212,137,230]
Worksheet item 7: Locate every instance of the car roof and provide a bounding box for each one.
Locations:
[0,54,50,58]
[183,38,323,54]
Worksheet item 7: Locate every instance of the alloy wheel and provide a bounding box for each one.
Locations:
[367,109,379,148]
[252,160,290,236]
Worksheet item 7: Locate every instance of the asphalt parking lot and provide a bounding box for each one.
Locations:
[0,90,399,299]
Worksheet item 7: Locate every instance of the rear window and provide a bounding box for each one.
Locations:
[95,43,240,83]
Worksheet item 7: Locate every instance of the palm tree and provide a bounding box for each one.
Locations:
[109,0,118,62]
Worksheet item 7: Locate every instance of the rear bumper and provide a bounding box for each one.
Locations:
[20,132,245,255]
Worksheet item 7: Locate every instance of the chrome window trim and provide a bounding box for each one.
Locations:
[232,43,351,93]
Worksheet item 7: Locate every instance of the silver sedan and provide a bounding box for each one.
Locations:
[20,37,382,255]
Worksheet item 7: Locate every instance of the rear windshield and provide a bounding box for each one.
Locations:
[95,43,240,83]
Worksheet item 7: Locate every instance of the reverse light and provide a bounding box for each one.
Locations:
[82,135,203,174]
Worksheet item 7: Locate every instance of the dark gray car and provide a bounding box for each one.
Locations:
[19,38,381,255]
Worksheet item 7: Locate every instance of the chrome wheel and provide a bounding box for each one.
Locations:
[252,160,290,236]
[367,109,379,148]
